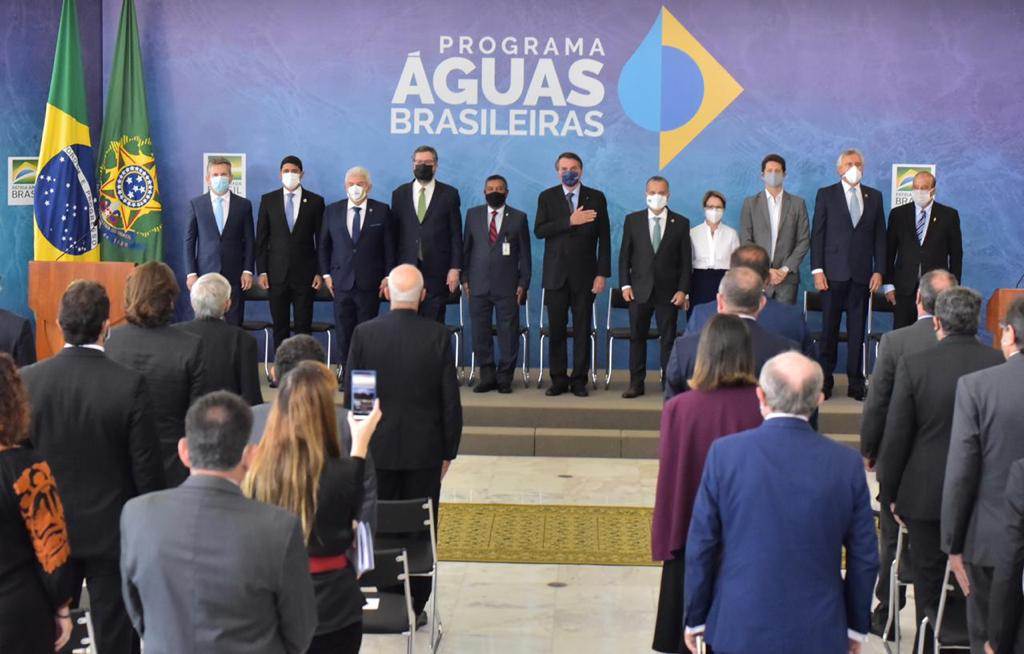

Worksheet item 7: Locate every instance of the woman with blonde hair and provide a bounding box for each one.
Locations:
[244,360,380,654]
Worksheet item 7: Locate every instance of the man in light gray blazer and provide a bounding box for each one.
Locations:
[739,154,810,304]
[120,391,317,654]
[942,297,1024,653]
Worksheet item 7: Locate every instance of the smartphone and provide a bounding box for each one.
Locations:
[350,370,377,420]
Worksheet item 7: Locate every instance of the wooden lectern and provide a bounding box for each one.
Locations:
[28,261,136,360]
[986,289,1024,348]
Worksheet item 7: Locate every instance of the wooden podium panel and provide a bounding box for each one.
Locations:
[28,261,136,360]
[986,289,1024,348]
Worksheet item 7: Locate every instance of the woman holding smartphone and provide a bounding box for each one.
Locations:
[244,360,381,654]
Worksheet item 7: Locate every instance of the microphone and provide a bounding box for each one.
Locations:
[1016,270,1024,289]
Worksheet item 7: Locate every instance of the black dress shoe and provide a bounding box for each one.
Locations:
[572,386,589,397]
[621,386,645,399]
[497,383,513,394]
[847,386,866,401]
[415,611,428,629]
[473,380,497,393]
[823,385,833,400]
[545,386,566,397]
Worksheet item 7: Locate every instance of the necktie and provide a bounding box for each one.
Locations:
[651,215,662,251]
[286,193,296,232]
[566,191,575,212]
[848,188,862,228]
[489,210,498,245]
[916,209,927,245]
[214,196,225,234]
[351,206,362,244]
[416,187,427,223]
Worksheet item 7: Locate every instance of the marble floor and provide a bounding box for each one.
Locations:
[359,455,920,654]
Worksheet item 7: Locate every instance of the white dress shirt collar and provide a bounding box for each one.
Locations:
[283,185,302,223]
[63,343,104,352]
[486,205,505,234]
[764,412,810,422]
[210,189,231,216]
[841,179,861,195]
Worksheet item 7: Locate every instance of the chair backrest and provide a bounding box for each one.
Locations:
[445,288,462,305]
[606,287,629,329]
[243,285,271,302]
[869,291,893,315]
[314,284,333,302]
[540,288,598,333]
[360,547,409,588]
[803,290,824,316]
[376,498,433,536]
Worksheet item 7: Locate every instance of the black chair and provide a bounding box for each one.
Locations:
[443,289,466,384]
[241,285,273,379]
[295,284,335,365]
[57,608,95,654]
[537,288,598,389]
[467,291,532,388]
[916,561,970,654]
[866,290,896,376]
[603,287,659,389]
[361,547,416,654]
[803,290,867,379]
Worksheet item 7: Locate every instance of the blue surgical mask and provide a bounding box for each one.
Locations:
[210,175,230,194]
[561,170,580,187]
[763,171,784,188]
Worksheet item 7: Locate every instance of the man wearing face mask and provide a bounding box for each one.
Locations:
[535,152,611,397]
[810,148,887,401]
[740,154,810,305]
[392,146,463,322]
[184,157,255,326]
[618,176,692,398]
[882,171,963,329]
[688,190,741,316]
[320,166,395,378]
[462,175,532,394]
[256,155,326,353]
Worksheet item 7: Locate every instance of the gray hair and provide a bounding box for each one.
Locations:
[759,352,823,418]
[185,391,252,471]
[919,269,958,314]
[190,272,231,319]
[836,148,864,168]
[345,166,372,185]
[719,267,764,314]
[207,156,232,172]
[935,287,982,336]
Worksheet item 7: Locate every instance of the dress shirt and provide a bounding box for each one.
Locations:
[881,201,934,295]
[282,185,303,227]
[62,343,104,352]
[765,189,784,267]
[562,184,580,212]
[487,205,505,236]
[811,180,862,276]
[690,222,740,270]
[414,178,436,213]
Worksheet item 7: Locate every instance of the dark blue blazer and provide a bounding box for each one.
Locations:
[183,192,255,283]
[319,198,395,293]
[684,418,879,653]
[392,181,463,295]
[462,204,531,298]
[686,298,811,355]
[810,182,887,284]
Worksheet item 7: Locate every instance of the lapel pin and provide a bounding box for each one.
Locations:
[303,197,307,203]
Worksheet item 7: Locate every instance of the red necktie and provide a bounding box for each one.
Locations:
[489,210,498,245]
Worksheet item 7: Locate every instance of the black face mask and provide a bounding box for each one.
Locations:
[413,163,435,182]
[485,192,506,209]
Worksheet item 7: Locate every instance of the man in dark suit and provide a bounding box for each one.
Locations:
[879,287,1003,652]
[345,264,461,616]
[883,171,963,329]
[665,266,796,399]
[21,280,165,654]
[322,166,395,375]
[0,307,35,366]
[860,268,957,636]
[121,391,317,654]
[618,175,691,398]
[684,352,877,653]
[810,148,887,400]
[184,156,255,326]
[462,174,532,394]
[943,297,1024,653]
[256,155,326,351]
[175,272,262,405]
[392,145,463,322]
[535,152,611,397]
[987,459,1024,654]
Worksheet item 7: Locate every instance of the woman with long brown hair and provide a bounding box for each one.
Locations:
[244,360,380,654]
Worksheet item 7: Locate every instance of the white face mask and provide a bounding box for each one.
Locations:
[282,172,301,190]
[646,193,668,211]
[842,165,862,185]
[911,189,934,208]
[704,208,724,224]
[347,184,366,203]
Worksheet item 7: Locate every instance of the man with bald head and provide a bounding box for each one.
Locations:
[684,352,878,654]
[883,171,963,329]
[344,264,462,618]
[665,266,797,398]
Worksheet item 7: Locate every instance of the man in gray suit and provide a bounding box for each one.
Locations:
[739,154,810,305]
[942,297,1024,653]
[462,174,532,394]
[120,391,317,654]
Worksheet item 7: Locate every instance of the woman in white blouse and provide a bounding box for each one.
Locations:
[688,190,741,316]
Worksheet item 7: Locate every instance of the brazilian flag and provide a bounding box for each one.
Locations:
[33,0,99,261]
[98,0,162,262]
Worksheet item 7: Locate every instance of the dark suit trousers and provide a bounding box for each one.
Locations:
[70,557,140,654]
[767,279,798,305]
[874,500,908,613]
[894,292,919,330]
[375,467,442,615]
[819,279,869,387]
[966,564,994,654]
[628,298,678,386]
[225,282,245,326]
[906,519,947,654]
[334,289,381,373]
[546,284,594,389]
[269,278,314,351]
[470,294,519,384]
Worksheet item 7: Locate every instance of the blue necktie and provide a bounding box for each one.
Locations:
[214,196,225,234]
[351,206,362,244]
[916,208,927,245]
[286,193,296,232]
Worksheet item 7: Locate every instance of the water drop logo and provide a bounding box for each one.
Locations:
[618,7,743,169]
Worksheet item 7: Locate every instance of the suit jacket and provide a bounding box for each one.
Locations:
[810,182,887,284]
[392,180,463,294]
[989,459,1024,653]
[684,418,878,652]
[885,201,963,295]
[618,209,691,304]
[106,324,207,487]
[860,317,938,460]
[739,190,810,283]
[256,187,325,285]
[120,475,317,654]
[534,184,612,291]
[174,318,262,406]
[346,309,462,470]
[665,317,797,399]
[0,308,35,366]
[685,297,810,353]
[319,198,395,293]
[184,192,255,283]
[462,204,532,298]
[942,354,1024,565]
[20,347,165,559]
[878,335,1004,518]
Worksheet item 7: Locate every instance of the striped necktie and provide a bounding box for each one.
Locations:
[916,208,927,245]
[489,210,498,245]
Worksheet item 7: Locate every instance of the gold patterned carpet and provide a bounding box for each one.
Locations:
[437,503,657,567]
